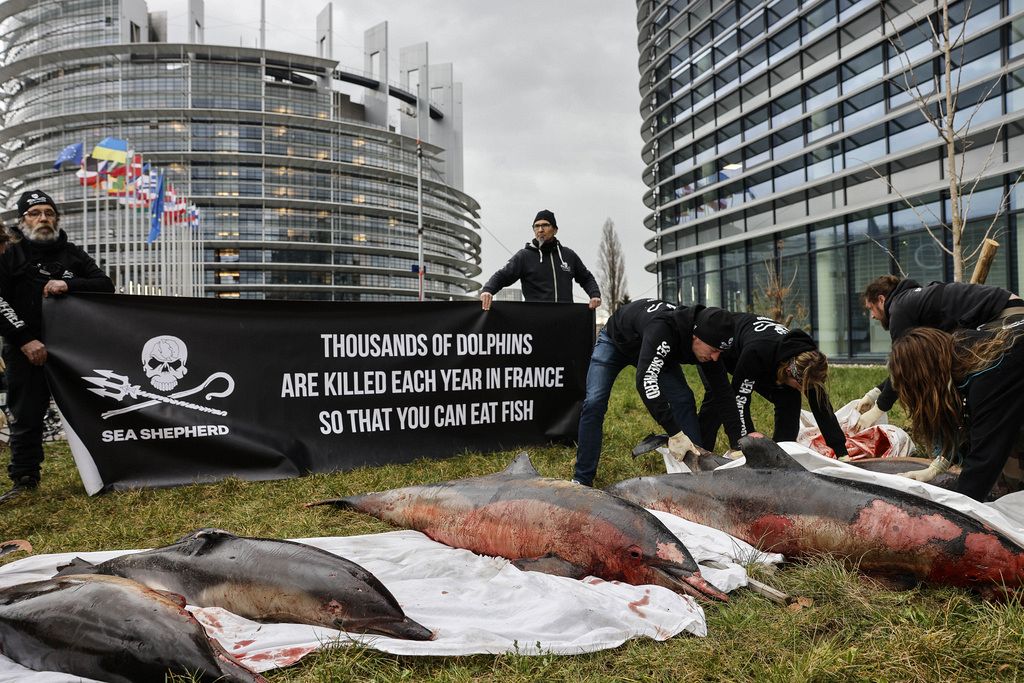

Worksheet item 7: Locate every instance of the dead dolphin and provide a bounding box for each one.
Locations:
[0,539,32,558]
[0,574,265,682]
[55,528,432,640]
[848,457,1015,500]
[606,435,1024,595]
[308,452,728,602]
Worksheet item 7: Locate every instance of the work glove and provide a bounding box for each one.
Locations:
[667,431,699,461]
[856,387,881,414]
[899,457,951,483]
[855,405,885,432]
[723,449,742,459]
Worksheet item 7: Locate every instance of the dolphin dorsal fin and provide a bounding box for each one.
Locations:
[501,452,540,477]
[738,436,805,470]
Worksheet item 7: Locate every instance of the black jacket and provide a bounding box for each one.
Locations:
[0,230,114,347]
[720,314,846,456]
[482,237,600,303]
[951,328,1024,500]
[605,299,744,446]
[876,279,1012,410]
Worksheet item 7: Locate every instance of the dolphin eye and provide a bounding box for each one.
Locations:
[628,546,642,559]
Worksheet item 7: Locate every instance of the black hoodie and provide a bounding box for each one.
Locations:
[0,229,114,347]
[875,278,1013,410]
[481,237,600,303]
[605,299,744,447]
[719,314,846,456]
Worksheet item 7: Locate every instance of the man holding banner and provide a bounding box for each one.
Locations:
[0,190,114,504]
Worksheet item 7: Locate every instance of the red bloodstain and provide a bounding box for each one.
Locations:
[241,646,315,666]
[851,500,960,549]
[748,514,795,548]
[628,590,651,617]
[587,578,606,585]
[201,613,223,630]
[233,639,256,650]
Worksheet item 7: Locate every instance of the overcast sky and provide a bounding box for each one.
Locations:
[148,0,658,303]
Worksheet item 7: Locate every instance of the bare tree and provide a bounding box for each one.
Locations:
[878,0,1022,281]
[596,218,628,316]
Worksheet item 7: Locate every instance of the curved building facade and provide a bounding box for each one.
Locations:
[0,0,482,301]
[638,0,1024,358]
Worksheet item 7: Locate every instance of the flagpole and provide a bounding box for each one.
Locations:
[80,142,88,258]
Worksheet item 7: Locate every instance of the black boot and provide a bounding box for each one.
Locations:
[0,476,38,505]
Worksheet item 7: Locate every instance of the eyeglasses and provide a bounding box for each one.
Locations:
[533,222,553,230]
[24,209,56,219]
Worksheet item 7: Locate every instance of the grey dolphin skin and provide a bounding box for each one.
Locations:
[308,452,729,602]
[0,574,265,682]
[606,435,1024,596]
[55,528,433,640]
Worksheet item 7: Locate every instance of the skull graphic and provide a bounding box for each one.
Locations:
[141,335,188,392]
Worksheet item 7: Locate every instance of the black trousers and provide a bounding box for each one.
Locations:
[3,345,51,483]
[697,368,802,448]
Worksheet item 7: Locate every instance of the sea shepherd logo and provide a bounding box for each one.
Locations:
[82,335,235,425]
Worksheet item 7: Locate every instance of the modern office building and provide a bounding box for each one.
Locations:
[0,0,481,300]
[637,0,1024,358]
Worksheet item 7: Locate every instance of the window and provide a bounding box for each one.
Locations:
[842,46,883,93]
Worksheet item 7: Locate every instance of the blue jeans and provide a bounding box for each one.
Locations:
[573,329,700,486]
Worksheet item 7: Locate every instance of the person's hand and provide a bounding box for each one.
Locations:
[667,431,698,460]
[480,292,493,311]
[855,405,885,432]
[588,297,602,310]
[856,387,881,414]
[42,280,69,298]
[20,340,47,366]
[899,457,951,482]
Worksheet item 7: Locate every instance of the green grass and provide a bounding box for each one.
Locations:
[4,366,1022,682]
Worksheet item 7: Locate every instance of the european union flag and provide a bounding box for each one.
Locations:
[53,142,84,170]
[148,172,166,244]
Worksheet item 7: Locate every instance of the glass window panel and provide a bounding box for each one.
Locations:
[850,241,893,355]
[771,89,803,127]
[807,104,841,142]
[805,69,838,112]
[842,84,885,130]
[723,266,749,311]
[842,46,883,92]
[767,0,798,28]
[895,230,946,282]
[811,247,849,355]
[743,106,770,139]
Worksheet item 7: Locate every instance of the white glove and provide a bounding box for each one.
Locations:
[899,457,951,482]
[667,431,698,461]
[723,449,742,459]
[856,387,881,414]
[855,405,885,432]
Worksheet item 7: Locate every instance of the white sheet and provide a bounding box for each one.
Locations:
[0,516,781,680]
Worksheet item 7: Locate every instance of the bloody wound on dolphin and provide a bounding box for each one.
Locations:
[308,452,728,602]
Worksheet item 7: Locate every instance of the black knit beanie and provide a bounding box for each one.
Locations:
[694,308,735,350]
[17,189,59,217]
[533,209,557,229]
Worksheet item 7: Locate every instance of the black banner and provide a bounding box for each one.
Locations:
[42,295,593,493]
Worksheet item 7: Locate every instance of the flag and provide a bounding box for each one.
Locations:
[92,137,128,164]
[148,172,166,243]
[106,175,127,197]
[188,203,201,230]
[76,156,106,186]
[53,142,84,170]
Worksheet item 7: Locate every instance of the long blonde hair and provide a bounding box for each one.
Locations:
[889,326,1018,460]
[777,349,834,414]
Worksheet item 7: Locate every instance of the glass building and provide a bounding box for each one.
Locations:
[0,0,482,301]
[637,0,1024,358]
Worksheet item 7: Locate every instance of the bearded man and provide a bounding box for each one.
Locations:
[0,189,113,504]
